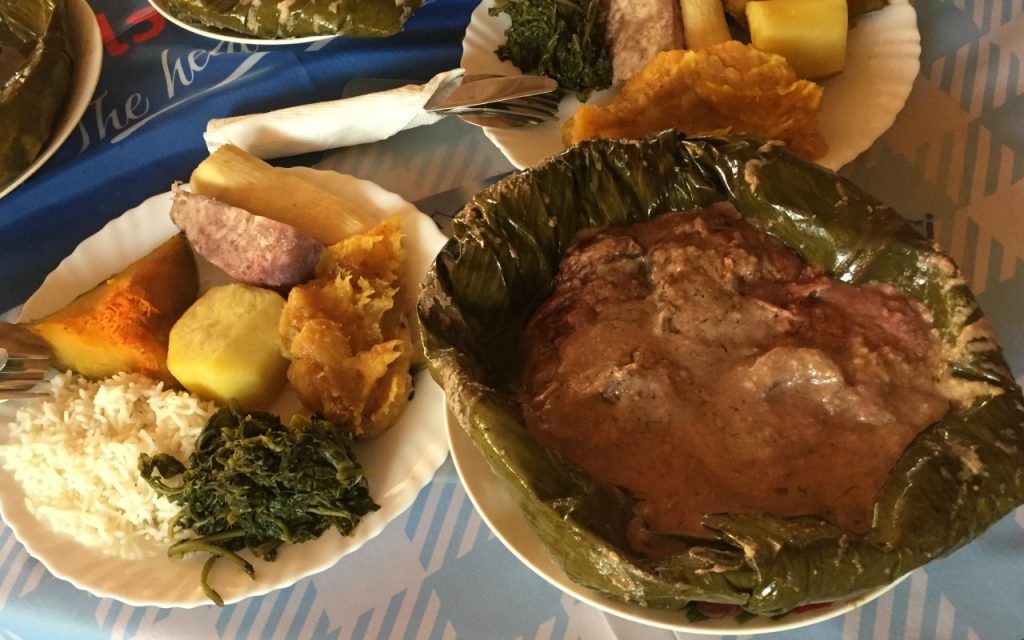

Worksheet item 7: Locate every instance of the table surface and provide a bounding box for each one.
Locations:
[1,1,1022,638]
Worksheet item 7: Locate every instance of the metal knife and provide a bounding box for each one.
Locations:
[414,172,514,235]
[424,74,558,113]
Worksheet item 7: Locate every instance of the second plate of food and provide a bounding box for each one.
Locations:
[0,0,103,199]
[0,168,448,608]
[148,0,423,45]
[460,0,920,171]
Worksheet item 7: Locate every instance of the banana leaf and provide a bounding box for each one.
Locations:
[160,0,423,39]
[0,0,72,187]
[417,131,1024,616]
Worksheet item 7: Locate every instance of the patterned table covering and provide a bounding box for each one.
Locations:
[0,0,1022,638]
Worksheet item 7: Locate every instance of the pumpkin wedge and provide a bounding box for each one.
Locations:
[30,234,199,385]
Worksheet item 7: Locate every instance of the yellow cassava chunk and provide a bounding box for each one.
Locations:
[188,144,376,245]
[168,283,289,409]
[29,234,198,385]
[680,0,732,50]
[746,0,848,79]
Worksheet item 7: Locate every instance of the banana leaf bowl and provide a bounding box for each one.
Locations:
[416,131,1024,627]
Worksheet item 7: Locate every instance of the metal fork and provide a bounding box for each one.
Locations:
[437,91,563,128]
[0,322,52,399]
[426,73,563,128]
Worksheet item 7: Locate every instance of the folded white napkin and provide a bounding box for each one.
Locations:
[204,68,463,159]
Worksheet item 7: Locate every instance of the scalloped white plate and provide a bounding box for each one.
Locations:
[447,409,908,635]
[0,0,103,199]
[461,0,921,171]
[0,169,449,608]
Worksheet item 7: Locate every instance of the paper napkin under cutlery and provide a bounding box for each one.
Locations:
[204,69,464,160]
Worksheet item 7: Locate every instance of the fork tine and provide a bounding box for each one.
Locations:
[516,91,563,108]
[449,109,549,125]
[0,390,49,399]
[450,101,557,121]
[0,370,49,382]
[0,362,52,374]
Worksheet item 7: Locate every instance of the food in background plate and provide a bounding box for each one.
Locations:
[280,217,414,439]
[140,404,378,606]
[419,132,1024,616]
[519,205,955,557]
[679,0,732,50]
[190,144,376,245]
[562,41,827,160]
[170,184,323,289]
[489,0,613,99]
[604,0,682,85]
[158,0,423,40]
[746,0,848,79]
[167,283,290,409]
[0,0,72,187]
[1,371,214,559]
[29,234,198,385]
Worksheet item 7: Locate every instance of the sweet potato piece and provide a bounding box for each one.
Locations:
[29,234,199,385]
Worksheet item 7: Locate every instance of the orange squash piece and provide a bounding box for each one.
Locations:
[30,234,199,385]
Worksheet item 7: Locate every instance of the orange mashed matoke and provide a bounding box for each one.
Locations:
[562,41,828,160]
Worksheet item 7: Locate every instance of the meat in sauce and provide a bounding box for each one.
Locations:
[518,206,950,556]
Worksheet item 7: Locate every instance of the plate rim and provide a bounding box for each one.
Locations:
[0,0,105,200]
[0,168,450,608]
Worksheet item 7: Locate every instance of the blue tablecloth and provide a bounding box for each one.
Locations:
[1,1,1023,639]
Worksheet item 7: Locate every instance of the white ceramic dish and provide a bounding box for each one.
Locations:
[0,0,103,199]
[0,169,449,608]
[148,0,334,45]
[460,0,921,172]
[447,410,907,634]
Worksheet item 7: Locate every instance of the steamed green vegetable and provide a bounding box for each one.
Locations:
[0,0,72,186]
[417,131,1024,616]
[490,0,612,100]
[160,0,422,40]
[139,403,378,606]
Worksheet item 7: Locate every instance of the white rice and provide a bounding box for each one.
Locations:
[1,371,215,559]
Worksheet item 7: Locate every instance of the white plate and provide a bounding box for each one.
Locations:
[447,410,907,634]
[0,168,450,608]
[461,0,921,171]
[0,0,103,199]
[147,0,336,46]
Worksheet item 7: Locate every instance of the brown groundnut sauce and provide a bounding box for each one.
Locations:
[518,206,950,556]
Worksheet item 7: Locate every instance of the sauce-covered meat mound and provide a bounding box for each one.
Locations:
[519,206,950,555]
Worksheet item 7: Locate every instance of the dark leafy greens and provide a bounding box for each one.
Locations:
[417,131,1024,617]
[159,0,423,40]
[490,0,612,100]
[139,403,378,606]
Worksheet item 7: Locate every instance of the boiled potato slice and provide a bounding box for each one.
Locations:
[30,234,198,385]
[168,284,289,408]
[746,0,848,79]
